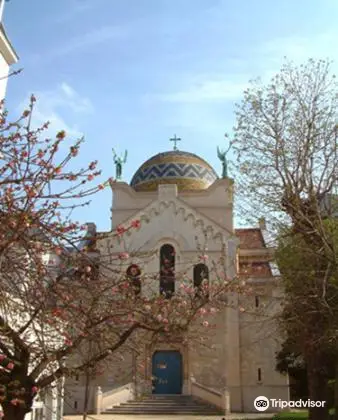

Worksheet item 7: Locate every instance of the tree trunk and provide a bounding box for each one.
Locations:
[307,353,330,420]
[82,368,91,420]
[2,402,29,420]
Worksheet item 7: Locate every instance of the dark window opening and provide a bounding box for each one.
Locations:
[258,368,262,382]
[126,264,141,296]
[193,263,209,299]
[255,296,260,308]
[74,401,78,409]
[160,244,175,298]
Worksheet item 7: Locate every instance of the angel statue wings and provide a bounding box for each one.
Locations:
[112,148,128,180]
[217,141,232,178]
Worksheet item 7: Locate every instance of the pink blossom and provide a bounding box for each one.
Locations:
[10,399,20,406]
[70,146,78,157]
[199,308,207,315]
[56,130,66,139]
[0,354,5,361]
[54,247,62,256]
[202,321,209,327]
[6,362,14,370]
[32,386,39,394]
[131,219,141,229]
[162,318,169,324]
[118,252,129,260]
[89,161,97,170]
[199,254,209,262]
[116,225,126,236]
[157,314,163,322]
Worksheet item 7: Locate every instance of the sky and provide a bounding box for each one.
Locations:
[3,0,338,231]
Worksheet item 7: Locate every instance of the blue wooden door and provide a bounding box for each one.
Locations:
[152,351,182,394]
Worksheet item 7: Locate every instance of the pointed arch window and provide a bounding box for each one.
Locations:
[193,263,209,298]
[126,264,141,296]
[159,244,175,298]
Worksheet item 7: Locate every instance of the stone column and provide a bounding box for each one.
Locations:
[95,386,102,415]
[224,387,231,415]
[224,239,242,412]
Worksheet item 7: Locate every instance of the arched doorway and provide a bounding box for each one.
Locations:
[152,351,182,394]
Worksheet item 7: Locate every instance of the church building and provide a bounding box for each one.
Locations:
[65,143,289,415]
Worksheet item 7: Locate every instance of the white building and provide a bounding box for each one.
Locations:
[0,0,18,100]
[65,147,290,415]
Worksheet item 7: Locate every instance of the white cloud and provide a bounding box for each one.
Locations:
[142,28,338,139]
[258,31,338,72]
[52,25,128,57]
[60,82,76,98]
[153,79,249,103]
[19,83,93,139]
[60,82,93,114]
[54,0,105,23]
[154,29,338,107]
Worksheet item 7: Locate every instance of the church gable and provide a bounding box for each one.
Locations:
[106,197,234,253]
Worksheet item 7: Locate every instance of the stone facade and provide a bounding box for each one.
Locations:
[64,167,289,414]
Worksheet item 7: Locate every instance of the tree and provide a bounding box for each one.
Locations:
[275,221,338,419]
[232,58,338,420]
[276,338,308,401]
[0,97,241,420]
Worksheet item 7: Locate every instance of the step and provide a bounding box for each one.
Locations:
[115,405,217,409]
[118,401,214,405]
[113,405,220,410]
[108,406,221,410]
[105,410,222,415]
[104,395,223,415]
[105,407,223,413]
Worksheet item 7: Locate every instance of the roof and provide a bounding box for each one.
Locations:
[235,228,266,249]
[235,228,273,277]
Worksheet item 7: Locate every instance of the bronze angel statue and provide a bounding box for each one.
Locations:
[112,148,128,180]
[217,141,232,178]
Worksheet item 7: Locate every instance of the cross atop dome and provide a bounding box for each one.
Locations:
[169,134,181,151]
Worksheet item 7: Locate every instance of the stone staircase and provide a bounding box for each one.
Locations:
[104,394,224,415]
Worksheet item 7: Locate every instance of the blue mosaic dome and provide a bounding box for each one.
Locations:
[130,150,218,192]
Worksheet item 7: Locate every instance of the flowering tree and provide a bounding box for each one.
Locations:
[0,97,243,420]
